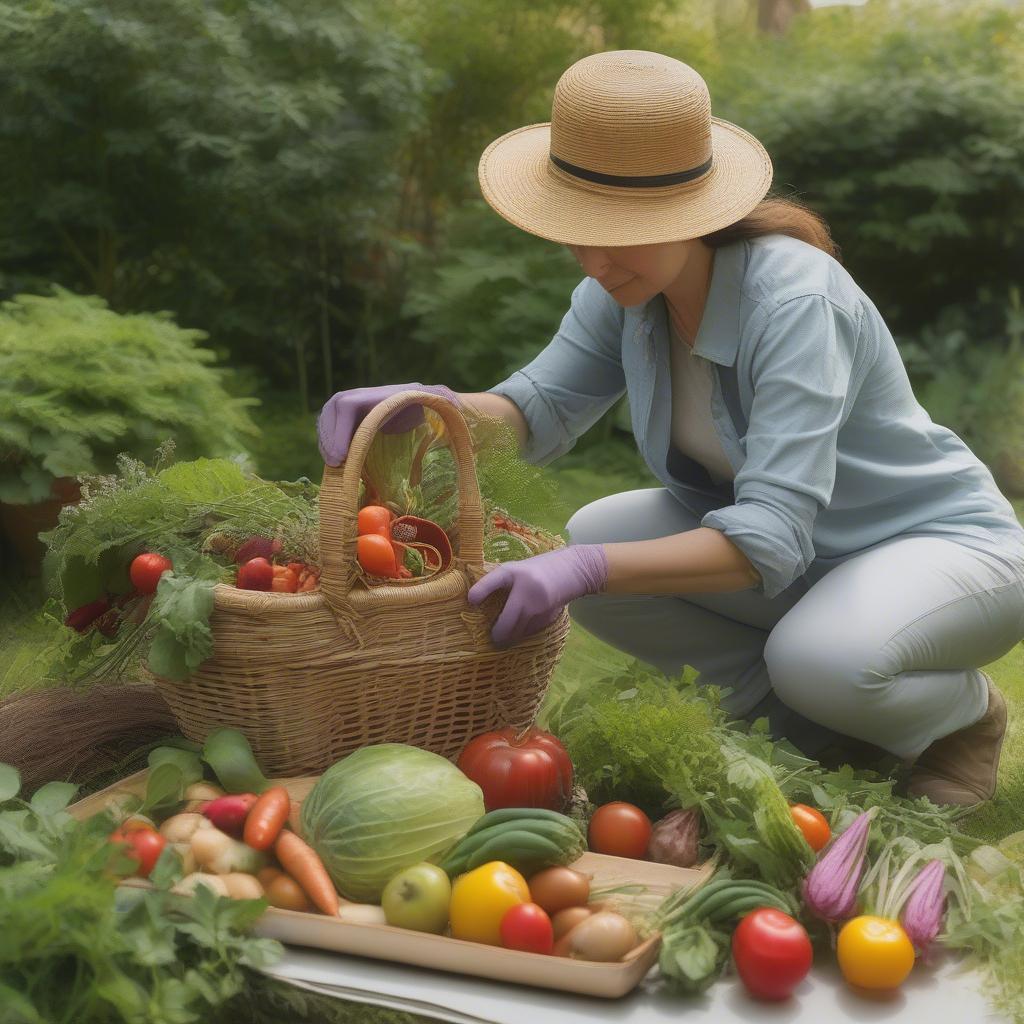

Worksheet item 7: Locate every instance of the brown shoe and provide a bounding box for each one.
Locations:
[906,675,1007,808]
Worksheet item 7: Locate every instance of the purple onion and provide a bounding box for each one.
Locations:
[900,859,946,960]
[802,809,874,922]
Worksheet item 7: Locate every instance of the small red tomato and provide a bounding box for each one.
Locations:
[588,802,652,859]
[129,553,173,595]
[358,505,394,537]
[732,908,813,1001]
[271,565,299,593]
[237,556,274,591]
[790,804,831,852]
[110,825,166,878]
[357,533,402,577]
[500,902,554,955]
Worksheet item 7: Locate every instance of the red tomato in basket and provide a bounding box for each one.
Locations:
[271,565,299,593]
[457,727,573,812]
[129,553,173,595]
[358,505,394,537]
[357,534,402,577]
[237,557,273,591]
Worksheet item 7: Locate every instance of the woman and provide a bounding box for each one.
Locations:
[318,51,1024,807]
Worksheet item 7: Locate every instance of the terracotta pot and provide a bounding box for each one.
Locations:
[0,476,82,575]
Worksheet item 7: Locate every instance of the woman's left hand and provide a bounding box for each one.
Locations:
[466,544,608,647]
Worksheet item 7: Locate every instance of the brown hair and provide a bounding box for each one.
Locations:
[701,192,841,263]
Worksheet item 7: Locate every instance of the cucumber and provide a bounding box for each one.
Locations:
[667,880,795,928]
[661,878,740,924]
[465,807,577,836]
[466,829,566,874]
[441,813,585,878]
[705,891,794,927]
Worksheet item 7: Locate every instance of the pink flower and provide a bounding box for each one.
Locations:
[900,859,946,960]
[803,809,875,922]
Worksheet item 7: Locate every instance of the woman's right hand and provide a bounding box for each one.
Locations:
[317,383,461,466]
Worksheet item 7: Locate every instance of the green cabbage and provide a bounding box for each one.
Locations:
[300,744,485,902]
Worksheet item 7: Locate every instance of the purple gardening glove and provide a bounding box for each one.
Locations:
[318,383,461,466]
[467,544,608,648]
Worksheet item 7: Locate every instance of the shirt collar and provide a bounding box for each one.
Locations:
[642,240,747,367]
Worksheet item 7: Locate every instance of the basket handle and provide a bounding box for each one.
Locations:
[318,390,486,614]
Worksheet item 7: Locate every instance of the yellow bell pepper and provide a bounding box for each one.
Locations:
[449,860,530,945]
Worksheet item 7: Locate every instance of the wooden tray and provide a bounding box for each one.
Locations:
[70,771,714,999]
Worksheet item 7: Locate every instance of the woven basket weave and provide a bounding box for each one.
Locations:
[152,391,570,776]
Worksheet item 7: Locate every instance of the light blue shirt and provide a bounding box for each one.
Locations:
[487,233,1024,599]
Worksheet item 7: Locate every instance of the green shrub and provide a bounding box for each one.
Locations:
[909,286,1024,495]
[706,0,1024,351]
[0,288,258,503]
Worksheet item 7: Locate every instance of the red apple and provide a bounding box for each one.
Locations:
[237,557,273,591]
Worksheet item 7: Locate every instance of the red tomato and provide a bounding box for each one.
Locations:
[129,553,173,595]
[588,802,652,859]
[358,505,394,537]
[457,727,573,812]
[357,534,402,577]
[790,804,831,852]
[237,557,273,591]
[271,565,299,593]
[500,902,554,955]
[110,825,166,879]
[732,908,813,1001]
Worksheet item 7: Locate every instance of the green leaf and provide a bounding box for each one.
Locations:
[29,781,78,816]
[0,812,56,861]
[148,747,203,788]
[146,573,216,682]
[147,628,190,681]
[0,981,47,1023]
[158,458,250,501]
[149,844,186,890]
[139,762,186,818]
[0,763,21,802]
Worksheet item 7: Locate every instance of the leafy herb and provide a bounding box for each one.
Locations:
[552,663,812,888]
[147,574,217,682]
[0,763,281,1024]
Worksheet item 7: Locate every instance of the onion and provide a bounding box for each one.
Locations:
[551,906,592,941]
[556,911,638,962]
[171,872,230,898]
[221,873,266,900]
[528,866,591,914]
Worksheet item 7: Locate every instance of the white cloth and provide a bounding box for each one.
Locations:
[668,319,736,485]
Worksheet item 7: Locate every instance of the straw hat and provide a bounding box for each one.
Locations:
[478,50,774,248]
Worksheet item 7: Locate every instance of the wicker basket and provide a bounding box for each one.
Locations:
[152,391,571,775]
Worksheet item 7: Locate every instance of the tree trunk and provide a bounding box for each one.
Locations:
[295,332,309,413]
[757,0,811,34]
[319,228,333,399]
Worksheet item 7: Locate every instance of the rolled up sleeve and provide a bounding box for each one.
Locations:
[701,294,871,598]
[486,277,626,466]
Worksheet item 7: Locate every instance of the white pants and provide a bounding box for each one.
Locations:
[566,488,1024,760]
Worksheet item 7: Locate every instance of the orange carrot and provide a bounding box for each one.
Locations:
[244,786,291,851]
[274,829,339,916]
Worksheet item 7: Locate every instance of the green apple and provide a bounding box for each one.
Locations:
[381,862,452,934]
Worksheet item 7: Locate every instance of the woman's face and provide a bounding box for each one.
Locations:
[566,240,698,307]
